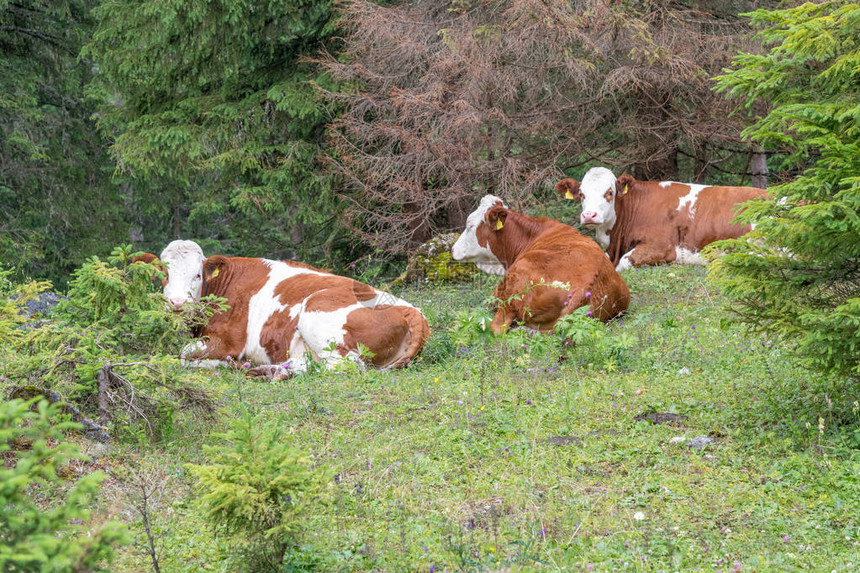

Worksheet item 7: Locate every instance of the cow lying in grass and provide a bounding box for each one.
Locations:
[451,195,630,333]
[557,167,767,270]
[139,240,430,377]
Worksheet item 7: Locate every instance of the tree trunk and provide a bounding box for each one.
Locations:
[403,201,431,246]
[750,149,768,189]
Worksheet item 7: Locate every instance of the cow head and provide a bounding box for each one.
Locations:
[559,167,620,229]
[159,240,206,309]
[451,195,507,267]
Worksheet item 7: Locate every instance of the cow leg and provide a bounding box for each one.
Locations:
[284,332,315,373]
[179,340,230,369]
[616,248,637,271]
[246,364,294,381]
[616,243,676,270]
[673,246,706,265]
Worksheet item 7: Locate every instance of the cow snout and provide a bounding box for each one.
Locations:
[580,211,601,226]
[168,297,187,309]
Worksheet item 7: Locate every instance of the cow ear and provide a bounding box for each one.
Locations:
[616,174,636,195]
[130,253,167,279]
[486,205,508,231]
[203,255,228,280]
[131,253,159,265]
[555,178,582,201]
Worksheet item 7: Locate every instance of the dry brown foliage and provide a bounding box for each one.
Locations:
[316,0,763,255]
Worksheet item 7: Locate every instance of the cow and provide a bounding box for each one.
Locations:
[556,167,767,270]
[451,195,630,333]
[138,240,430,376]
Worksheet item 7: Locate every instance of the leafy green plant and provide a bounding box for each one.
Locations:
[1,248,220,443]
[185,409,327,571]
[0,398,129,571]
[451,308,496,348]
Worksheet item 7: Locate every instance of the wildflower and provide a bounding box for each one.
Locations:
[586,310,593,317]
[243,361,251,369]
[587,564,594,571]
[585,291,591,298]
[563,301,569,306]
[633,512,645,521]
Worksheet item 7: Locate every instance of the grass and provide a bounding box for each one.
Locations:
[99,265,858,571]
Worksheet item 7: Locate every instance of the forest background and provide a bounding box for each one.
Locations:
[2,0,776,285]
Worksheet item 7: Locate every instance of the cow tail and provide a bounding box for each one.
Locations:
[388,308,431,369]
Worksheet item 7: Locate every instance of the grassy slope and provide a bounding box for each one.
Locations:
[111,265,859,572]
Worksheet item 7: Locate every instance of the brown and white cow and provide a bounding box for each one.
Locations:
[556,167,767,270]
[451,195,630,333]
[142,240,430,375]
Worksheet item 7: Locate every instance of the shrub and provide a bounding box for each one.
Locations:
[186,409,327,571]
[0,398,129,571]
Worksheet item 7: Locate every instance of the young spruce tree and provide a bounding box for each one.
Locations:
[712,1,860,381]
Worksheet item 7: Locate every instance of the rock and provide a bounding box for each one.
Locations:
[687,435,715,450]
[402,233,501,284]
[669,436,686,444]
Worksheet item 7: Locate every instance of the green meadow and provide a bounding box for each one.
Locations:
[93,265,858,572]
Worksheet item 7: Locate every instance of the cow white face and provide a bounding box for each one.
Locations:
[159,240,206,309]
[578,167,619,229]
[451,195,505,266]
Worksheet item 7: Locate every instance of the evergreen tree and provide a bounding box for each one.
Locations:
[0,398,129,571]
[712,1,860,380]
[85,0,342,263]
[0,0,126,284]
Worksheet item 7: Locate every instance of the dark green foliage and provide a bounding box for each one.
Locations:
[0,0,127,284]
[186,409,327,571]
[0,398,129,571]
[711,1,860,381]
[85,0,343,263]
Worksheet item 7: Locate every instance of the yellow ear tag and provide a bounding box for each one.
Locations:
[622,184,629,194]
[210,268,220,278]
[495,219,504,230]
[564,190,574,200]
